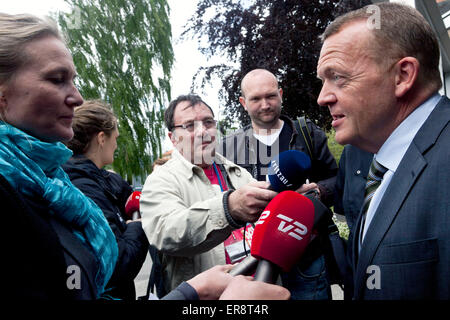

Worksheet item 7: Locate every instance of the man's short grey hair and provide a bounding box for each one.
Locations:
[321,2,442,91]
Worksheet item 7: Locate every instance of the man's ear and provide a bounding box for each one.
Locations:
[394,57,419,98]
[239,96,247,111]
[169,131,183,148]
[168,131,176,145]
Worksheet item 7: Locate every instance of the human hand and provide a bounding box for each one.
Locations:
[126,218,141,224]
[295,182,320,198]
[219,275,290,300]
[228,181,277,223]
[186,265,234,300]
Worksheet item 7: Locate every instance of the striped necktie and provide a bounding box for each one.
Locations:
[359,159,388,247]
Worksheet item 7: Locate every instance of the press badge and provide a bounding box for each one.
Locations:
[224,224,254,264]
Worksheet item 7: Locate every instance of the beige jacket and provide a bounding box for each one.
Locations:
[140,149,254,291]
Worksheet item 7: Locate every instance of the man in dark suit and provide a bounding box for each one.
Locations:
[317,2,449,299]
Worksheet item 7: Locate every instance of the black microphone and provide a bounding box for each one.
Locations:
[228,255,259,276]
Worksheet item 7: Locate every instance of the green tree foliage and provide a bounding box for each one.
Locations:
[58,0,173,181]
[183,0,370,131]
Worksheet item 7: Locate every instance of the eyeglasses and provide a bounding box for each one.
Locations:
[172,119,217,132]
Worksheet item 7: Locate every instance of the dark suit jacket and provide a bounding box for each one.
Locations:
[350,96,450,299]
[334,145,373,299]
[335,145,373,232]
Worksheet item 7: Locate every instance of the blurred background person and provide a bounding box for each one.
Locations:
[152,150,172,171]
[0,13,117,299]
[63,99,149,300]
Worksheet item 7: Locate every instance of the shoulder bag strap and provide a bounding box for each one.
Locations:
[296,116,314,160]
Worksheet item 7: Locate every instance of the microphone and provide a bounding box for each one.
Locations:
[251,190,315,283]
[228,191,330,278]
[267,150,311,192]
[228,255,259,276]
[125,191,142,220]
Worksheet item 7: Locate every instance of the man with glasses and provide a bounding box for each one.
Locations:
[140,94,277,293]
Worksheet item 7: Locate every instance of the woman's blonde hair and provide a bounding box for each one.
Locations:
[0,13,64,85]
[67,100,117,155]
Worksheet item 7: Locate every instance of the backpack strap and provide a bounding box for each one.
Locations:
[295,116,314,160]
[138,246,167,300]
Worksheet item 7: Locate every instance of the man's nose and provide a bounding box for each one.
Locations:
[317,83,336,107]
[260,98,271,109]
[194,121,206,130]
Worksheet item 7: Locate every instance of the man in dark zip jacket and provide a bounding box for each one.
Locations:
[220,69,338,300]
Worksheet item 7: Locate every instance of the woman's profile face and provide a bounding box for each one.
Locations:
[101,126,119,167]
[1,36,83,142]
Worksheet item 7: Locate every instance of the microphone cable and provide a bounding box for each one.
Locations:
[242,222,255,257]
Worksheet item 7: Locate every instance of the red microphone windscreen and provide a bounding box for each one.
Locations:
[125,191,141,218]
[251,190,315,272]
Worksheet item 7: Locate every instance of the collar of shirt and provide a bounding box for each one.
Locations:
[253,121,285,146]
[375,93,441,172]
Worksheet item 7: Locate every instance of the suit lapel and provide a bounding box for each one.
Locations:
[353,146,426,298]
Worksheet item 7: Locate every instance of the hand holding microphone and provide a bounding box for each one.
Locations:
[269,150,320,198]
[219,275,290,300]
[125,190,142,220]
[229,190,315,283]
[228,151,332,283]
[227,181,277,223]
[251,190,315,283]
[224,150,312,225]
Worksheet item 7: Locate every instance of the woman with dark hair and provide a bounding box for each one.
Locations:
[63,100,148,300]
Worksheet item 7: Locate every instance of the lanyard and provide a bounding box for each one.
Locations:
[212,162,225,192]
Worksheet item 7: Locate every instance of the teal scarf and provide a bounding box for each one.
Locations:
[0,122,118,298]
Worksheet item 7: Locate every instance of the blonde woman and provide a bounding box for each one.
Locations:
[0,13,117,299]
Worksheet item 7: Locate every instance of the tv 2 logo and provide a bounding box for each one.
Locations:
[256,211,308,240]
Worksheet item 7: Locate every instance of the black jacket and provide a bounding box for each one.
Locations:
[63,155,149,300]
[1,174,98,300]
